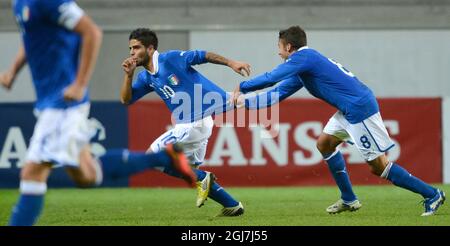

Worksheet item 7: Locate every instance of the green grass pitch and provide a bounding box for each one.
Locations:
[1,185,449,226]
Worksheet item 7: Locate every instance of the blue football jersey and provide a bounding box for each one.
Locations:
[241,47,379,124]
[130,50,231,123]
[13,0,88,110]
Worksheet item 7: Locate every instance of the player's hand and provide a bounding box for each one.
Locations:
[122,57,137,76]
[229,61,251,77]
[235,93,246,109]
[63,83,87,102]
[229,85,242,108]
[0,71,15,90]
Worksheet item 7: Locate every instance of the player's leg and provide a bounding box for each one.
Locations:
[368,154,445,216]
[62,103,195,187]
[352,112,445,216]
[159,141,242,212]
[147,122,206,181]
[65,146,100,187]
[66,144,196,188]
[186,140,215,207]
[8,162,52,226]
[319,112,359,213]
[192,140,243,215]
[190,118,243,215]
[148,117,243,215]
[147,123,196,179]
[8,107,61,226]
[368,153,433,194]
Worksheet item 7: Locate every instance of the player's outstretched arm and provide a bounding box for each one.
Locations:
[244,76,303,110]
[0,44,26,90]
[205,52,251,77]
[64,14,103,101]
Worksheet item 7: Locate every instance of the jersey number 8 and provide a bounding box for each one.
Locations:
[359,135,372,149]
[328,58,355,77]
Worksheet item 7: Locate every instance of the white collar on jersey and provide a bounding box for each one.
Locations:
[286,46,309,62]
[297,46,309,52]
[147,50,160,75]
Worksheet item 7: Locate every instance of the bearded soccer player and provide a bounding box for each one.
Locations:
[120,28,250,216]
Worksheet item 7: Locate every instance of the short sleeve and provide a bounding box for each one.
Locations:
[179,50,207,66]
[40,0,84,30]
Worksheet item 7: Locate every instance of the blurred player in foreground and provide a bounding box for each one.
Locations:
[232,26,445,216]
[121,28,250,216]
[0,0,195,226]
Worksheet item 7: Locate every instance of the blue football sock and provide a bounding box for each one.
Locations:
[9,181,47,226]
[324,151,357,203]
[208,182,239,208]
[386,163,437,199]
[99,149,171,179]
[194,169,207,181]
[9,194,44,226]
[162,166,237,207]
[163,166,206,181]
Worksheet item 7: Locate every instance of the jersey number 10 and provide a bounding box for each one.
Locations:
[328,58,355,77]
[159,85,176,99]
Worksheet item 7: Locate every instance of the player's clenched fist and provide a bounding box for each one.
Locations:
[0,71,14,90]
[63,83,87,102]
[122,57,137,76]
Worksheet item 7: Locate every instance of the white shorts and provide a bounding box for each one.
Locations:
[149,116,214,165]
[323,111,395,161]
[26,103,95,167]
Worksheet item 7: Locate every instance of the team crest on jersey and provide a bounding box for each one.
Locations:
[22,5,30,22]
[168,74,180,86]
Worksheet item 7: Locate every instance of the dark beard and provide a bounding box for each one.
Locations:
[137,54,150,66]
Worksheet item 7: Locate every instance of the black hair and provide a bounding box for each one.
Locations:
[129,28,158,50]
[279,26,307,49]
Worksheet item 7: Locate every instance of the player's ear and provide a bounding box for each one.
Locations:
[286,43,292,52]
[147,45,154,53]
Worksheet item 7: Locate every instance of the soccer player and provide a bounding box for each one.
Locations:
[0,0,196,226]
[232,26,445,216]
[120,28,249,216]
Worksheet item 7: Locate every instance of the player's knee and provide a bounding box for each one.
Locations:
[316,140,334,154]
[69,168,98,188]
[75,169,98,188]
[73,176,97,188]
[20,163,50,182]
[73,153,102,188]
[368,165,383,176]
[20,166,33,180]
[316,134,341,155]
[316,141,324,153]
[367,155,390,177]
